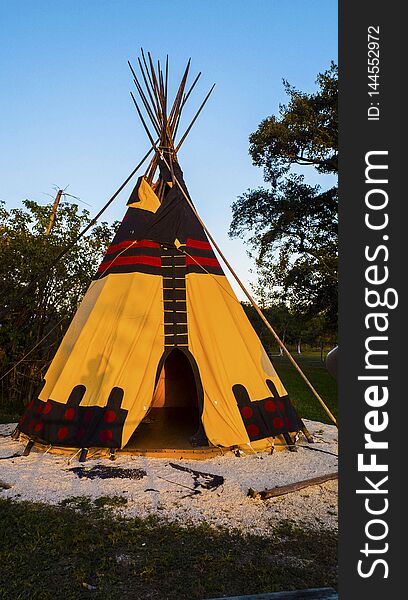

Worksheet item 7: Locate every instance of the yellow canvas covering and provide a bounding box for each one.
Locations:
[36,269,288,449]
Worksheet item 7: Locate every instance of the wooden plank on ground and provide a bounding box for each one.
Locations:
[248,472,338,500]
[206,587,338,600]
[0,480,12,490]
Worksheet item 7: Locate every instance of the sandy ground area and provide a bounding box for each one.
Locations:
[0,419,338,537]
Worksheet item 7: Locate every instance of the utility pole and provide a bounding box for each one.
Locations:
[46,189,63,236]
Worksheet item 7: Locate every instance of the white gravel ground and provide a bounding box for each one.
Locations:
[0,419,338,537]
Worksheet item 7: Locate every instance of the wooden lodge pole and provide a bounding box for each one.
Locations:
[45,189,64,236]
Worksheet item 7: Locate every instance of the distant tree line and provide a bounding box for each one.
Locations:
[242,303,336,360]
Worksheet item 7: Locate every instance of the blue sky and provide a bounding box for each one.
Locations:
[0,0,337,298]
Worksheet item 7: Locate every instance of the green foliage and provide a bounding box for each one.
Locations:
[0,199,118,412]
[249,62,338,182]
[231,178,337,327]
[230,63,338,333]
[242,303,337,352]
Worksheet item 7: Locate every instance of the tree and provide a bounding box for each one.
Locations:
[0,199,119,412]
[249,62,338,183]
[230,63,338,332]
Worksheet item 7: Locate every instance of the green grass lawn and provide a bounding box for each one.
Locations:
[0,497,337,600]
[272,352,337,425]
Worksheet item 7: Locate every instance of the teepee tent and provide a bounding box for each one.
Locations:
[16,53,322,458]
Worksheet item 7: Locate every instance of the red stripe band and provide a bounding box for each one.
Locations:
[98,255,162,272]
[106,239,160,255]
[185,256,221,268]
[186,238,212,250]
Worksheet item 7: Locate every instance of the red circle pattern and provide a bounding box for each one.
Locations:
[241,406,253,419]
[273,417,284,430]
[99,429,113,443]
[104,410,117,423]
[57,427,69,441]
[247,423,260,437]
[64,408,75,421]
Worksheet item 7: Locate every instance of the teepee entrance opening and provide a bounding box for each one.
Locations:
[125,348,203,450]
